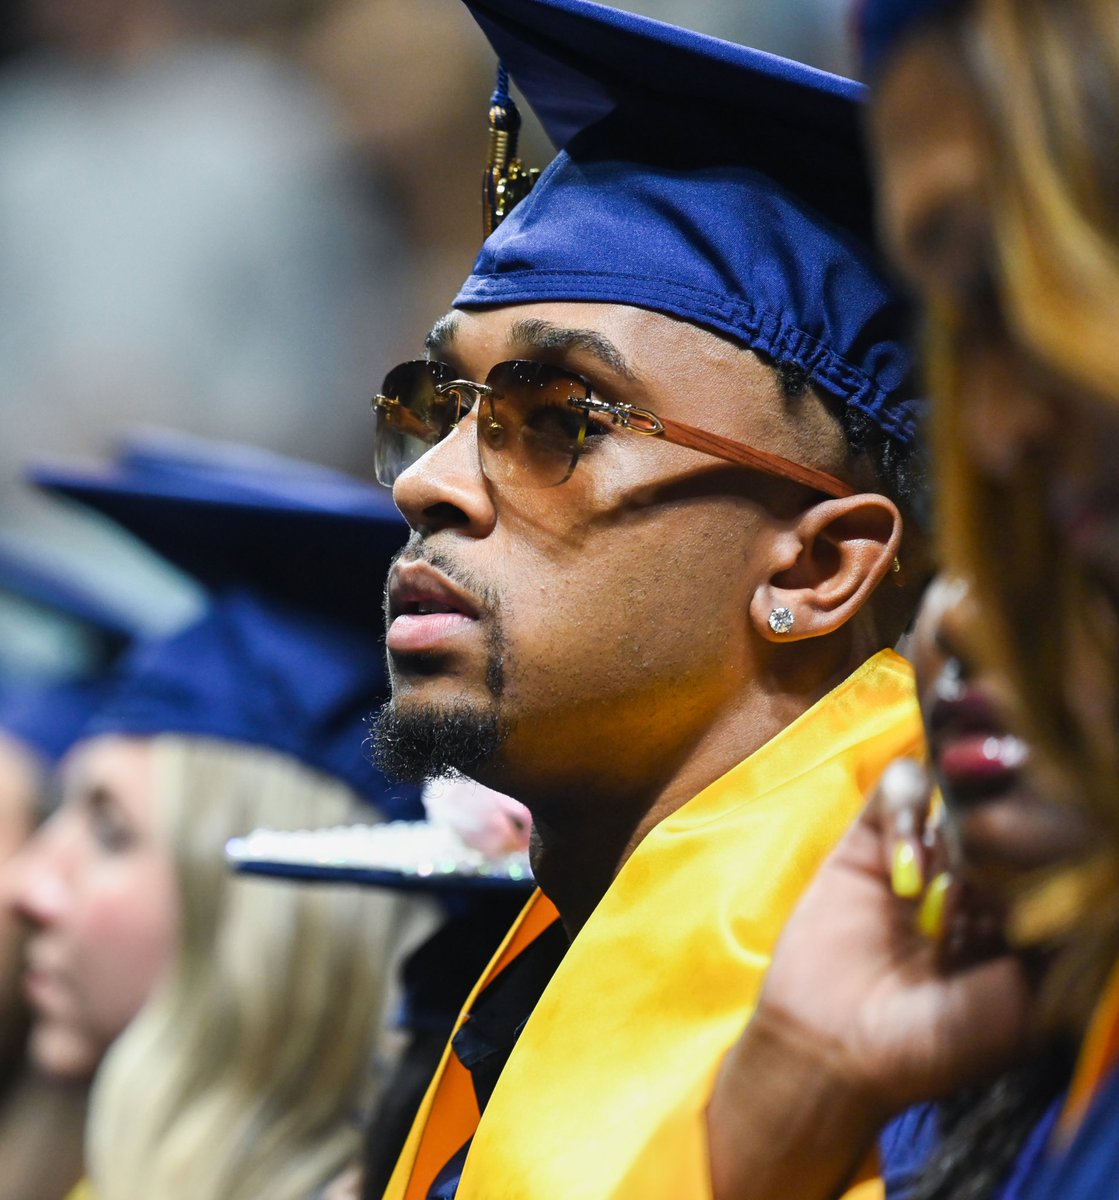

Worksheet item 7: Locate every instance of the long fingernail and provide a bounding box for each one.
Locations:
[918,872,952,940]
[892,839,923,898]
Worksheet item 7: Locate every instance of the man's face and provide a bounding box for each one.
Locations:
[379,301,819,806]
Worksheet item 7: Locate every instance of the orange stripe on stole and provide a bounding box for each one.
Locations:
[400,890,561,1200]
[1059,956,1119,1145]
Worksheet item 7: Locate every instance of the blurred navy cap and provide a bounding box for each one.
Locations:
[454,0,920,448]
[854,0,961,76]
[83,590,410,810]
[0,544,137,651]
[0,543,146,765]
[32,438,406,627]
[0,678,112,767]
[33,443,421,817]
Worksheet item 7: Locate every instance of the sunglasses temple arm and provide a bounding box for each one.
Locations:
[655,416,856,499]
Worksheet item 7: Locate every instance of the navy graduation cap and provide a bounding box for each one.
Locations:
[36,432,404,628]
[0,678,111,768]
[33,442,420,816]
[455,0,920,448]
[0,544,137,658]
[0,544,143,766]
[854,0,960,76]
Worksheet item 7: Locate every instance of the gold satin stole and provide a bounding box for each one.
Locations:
[386,649,920,1200]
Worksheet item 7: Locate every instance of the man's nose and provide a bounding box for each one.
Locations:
[393,408,498,538]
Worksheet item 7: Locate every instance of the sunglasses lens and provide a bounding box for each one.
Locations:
[373,361,458,486]
[480,362,590,488]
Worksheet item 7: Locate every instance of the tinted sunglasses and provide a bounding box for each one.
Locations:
[371,359,854,496]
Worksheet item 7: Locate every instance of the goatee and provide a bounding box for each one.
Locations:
[370,699,506,782]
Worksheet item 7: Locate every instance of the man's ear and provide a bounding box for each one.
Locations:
[749,494,903,641]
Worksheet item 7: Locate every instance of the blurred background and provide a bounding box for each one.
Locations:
[0,0,853,661]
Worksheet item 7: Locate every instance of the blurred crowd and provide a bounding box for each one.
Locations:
[8,2,1119,1200]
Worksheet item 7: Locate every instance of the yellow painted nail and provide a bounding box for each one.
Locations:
[891,840,923,899]
[918,872,952,941]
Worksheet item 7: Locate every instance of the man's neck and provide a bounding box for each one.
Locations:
[524,661,860,939]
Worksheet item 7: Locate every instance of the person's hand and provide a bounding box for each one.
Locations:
[754,758,1032,1110]
[708,759,1034,1200]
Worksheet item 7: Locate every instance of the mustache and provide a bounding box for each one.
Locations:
[384,536,504,621]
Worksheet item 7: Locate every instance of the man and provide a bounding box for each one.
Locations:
[370,0,927,1196]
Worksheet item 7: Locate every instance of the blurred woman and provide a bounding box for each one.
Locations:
[12,731,396,1200]
[0,728,42,1086]
[0,550,154,1200]
[0,721,87,1200]
[861,0,1119,1191]
[867,0,1119,918]
[705,3,1119,1195]
[8,444,417,1200]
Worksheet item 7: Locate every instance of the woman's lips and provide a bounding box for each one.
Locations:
[927,684,1029,807]
[21,966,68,1012]
[936,732,1029,801]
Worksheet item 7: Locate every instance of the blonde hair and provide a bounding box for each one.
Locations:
[928,0,1119,1017]
[86,736,402,1200]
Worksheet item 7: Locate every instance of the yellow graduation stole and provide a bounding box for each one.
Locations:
[386,649,920,1200]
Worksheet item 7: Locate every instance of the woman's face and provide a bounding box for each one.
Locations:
[910,577,1091,894]
[870,32,1119,603]
[0,734,43,1066]
[6,735,178,1081]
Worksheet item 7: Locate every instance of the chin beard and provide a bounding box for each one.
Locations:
[370,699,506,783]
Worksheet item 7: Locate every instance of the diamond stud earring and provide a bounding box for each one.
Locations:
[768,607,795,635]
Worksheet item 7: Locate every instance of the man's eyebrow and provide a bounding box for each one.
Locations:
[424,313,460,356]
[509,318,637,380]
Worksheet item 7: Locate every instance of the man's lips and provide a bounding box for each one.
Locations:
[386,560,481,655]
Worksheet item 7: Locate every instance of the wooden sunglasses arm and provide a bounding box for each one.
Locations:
[655,415,856,499]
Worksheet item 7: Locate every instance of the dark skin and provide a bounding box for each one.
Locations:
[706,574,1095,1199]
[384,300,904,936]
[707,774,1033,1200]
[707,581,1040,1200]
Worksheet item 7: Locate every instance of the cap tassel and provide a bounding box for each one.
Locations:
[482,65,540,238]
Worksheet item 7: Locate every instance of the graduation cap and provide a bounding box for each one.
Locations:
[0,678,113,768]
[853,0,961,76]
[33,442,421,817]
[0,544,146,765]
[0,545,138,656]
[455,0,920,448]
[32,436,405,628]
